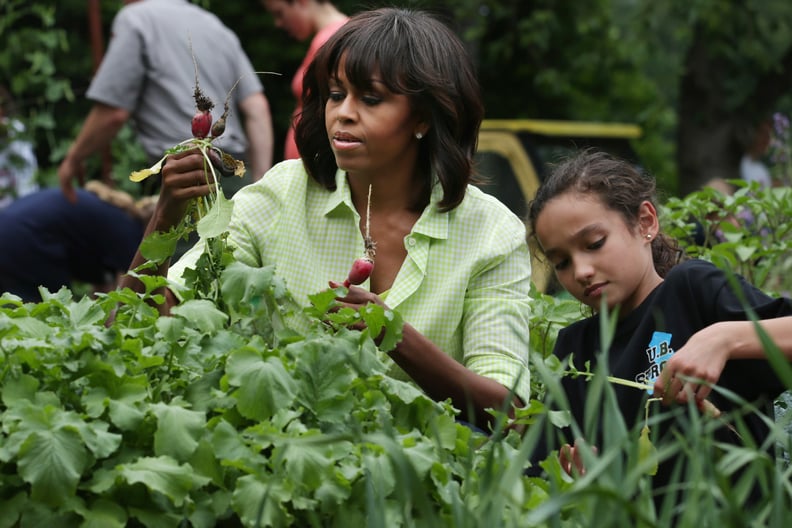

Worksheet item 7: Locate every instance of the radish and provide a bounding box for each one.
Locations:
[190,36,215,139]
[130,37,252,189]
[192,110,212,139]
[343,185,376,287]
[211,97,231,138]
[344,256,374,287]
[211,73,247,139]
[210,115,226,138]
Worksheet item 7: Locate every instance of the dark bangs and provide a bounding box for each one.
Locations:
[321,16,423,98]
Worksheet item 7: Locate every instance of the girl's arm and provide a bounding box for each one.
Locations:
[653,316,792,404]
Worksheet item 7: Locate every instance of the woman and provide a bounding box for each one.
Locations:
[120,8,532,429]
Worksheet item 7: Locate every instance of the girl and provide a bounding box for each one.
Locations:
[527,149,792,479]
[262,0,348,160]
[119,8,532,429]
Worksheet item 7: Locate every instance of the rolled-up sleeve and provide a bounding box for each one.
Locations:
[461,214,532,405]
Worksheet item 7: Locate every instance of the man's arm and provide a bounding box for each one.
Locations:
[239,92,274,181]
[57,102,130,203]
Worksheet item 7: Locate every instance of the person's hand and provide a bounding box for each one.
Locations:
[327,281,388,337]
[58,156,86,203]
[150,149,214,231]
[328,282,387,316]
[653,322,730,408]
[559,439,597,476]
[329,282,385,308]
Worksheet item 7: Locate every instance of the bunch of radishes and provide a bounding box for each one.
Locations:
[183,44,246,181]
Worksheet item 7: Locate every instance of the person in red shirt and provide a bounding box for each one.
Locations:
[263,0,348,160]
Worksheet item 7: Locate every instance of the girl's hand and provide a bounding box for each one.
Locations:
[653,322,730,407]
[559,439,596,476]
[152,149,213,230]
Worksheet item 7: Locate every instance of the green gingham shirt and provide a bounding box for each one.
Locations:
[170,160,532,403]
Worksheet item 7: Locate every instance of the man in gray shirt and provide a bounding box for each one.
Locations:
[58,0,274,201]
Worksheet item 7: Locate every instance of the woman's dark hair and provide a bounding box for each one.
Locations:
[295,7,483,212]
[527,149,685,277]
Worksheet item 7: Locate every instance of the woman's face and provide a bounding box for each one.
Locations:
[534,191,662,316]
[324,63,424,180]
[263,0,313,41]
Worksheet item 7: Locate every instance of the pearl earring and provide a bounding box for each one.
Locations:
[646,234,652,239]
[415,132,423,139]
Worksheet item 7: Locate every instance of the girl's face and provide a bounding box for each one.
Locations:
[325,64,424,180]
[534,191,662,316]
[263,0,313,41]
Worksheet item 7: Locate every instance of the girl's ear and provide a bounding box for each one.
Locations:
[637,200,660,238]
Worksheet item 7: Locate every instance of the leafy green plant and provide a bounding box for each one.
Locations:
[0,260,540,526]
[529,305,792,528]
[527,283,583,400]
[662,182,792,296]
[3,170,792,526]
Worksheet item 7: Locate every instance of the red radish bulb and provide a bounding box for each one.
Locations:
[192,110,212,138]
[343,257,374,287]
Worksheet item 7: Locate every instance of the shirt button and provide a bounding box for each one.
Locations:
[407,237,416,247]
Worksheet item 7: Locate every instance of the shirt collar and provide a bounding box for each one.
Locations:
[321,169,353,217]
[412,183,448,240]
[321,171,449,241]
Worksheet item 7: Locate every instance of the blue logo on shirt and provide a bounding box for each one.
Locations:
[636,331,674,392]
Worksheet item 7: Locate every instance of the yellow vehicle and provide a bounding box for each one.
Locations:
[474,119,643,293]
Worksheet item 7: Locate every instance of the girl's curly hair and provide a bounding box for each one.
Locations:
[527,149,685,277]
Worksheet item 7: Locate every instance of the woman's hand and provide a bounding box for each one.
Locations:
[653,322,730,407]
[327,282,391,342]
[151,149,214,231]
[328,281,386,310]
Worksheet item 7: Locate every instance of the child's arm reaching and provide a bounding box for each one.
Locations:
[653,316,792,405]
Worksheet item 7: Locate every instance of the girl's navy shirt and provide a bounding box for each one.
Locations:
[556,258,791,434]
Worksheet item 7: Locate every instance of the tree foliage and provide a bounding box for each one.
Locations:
[671,0,792,194]
[3,1,792,196]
